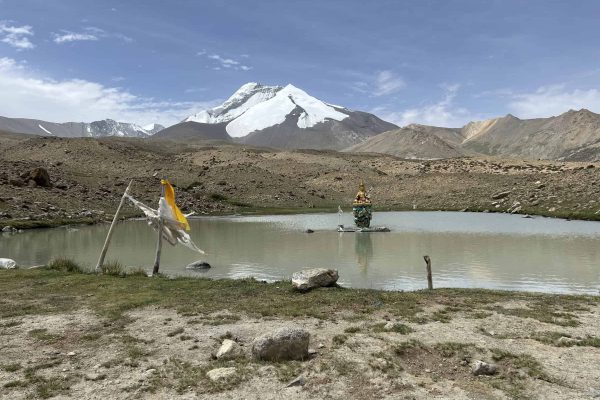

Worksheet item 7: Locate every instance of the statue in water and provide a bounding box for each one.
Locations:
[352,181,372,228]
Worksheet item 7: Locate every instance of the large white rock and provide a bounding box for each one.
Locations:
[292,268,338,291]
[216,339,242,360]
[0,258,16,269]
[252,327,310,361]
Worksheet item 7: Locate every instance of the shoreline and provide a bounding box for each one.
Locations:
[4,205,600,231]
[1,268,598,399]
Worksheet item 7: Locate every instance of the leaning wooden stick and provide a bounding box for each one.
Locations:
[152,182,166,276]
[95,180,133,273]
[423,255,433,290]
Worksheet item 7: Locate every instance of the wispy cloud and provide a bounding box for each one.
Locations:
[375,84,478,127]
[53,32,98,44]
[198,51,252,71]
[374,70,405,96]
[350,70,405,97]
[53,27,132,45]
[508,84,600,118]
[0,57,218,126]
[0,22,35,50]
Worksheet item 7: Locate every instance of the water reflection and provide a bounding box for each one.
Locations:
[354,233,373,272]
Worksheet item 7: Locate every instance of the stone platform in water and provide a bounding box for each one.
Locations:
[337,225,390,233]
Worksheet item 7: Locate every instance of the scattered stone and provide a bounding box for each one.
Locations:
[2,226,16,233]
[206,367,236,382]
[286,375,305,387]
[186,260,211,270]
[305,229,314,233]
[0,258,17,269]
[216,339,242,360]
[491,190,511,200]
[471,360,497,376]
[252,327,310,361]
[557,336,580,346]
[85,373,106,381]
[292,268,338,291]
[29,167,52,187]
[67,351,76,357]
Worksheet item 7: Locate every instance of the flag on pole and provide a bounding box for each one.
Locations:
[160,179,190,231]
[125,180,204,254]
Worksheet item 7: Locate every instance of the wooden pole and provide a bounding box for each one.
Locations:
[95,180,133,273]
[423,255,433,290]
[152,183,165,276]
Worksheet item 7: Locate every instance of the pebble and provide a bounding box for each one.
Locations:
[67,351,76,356]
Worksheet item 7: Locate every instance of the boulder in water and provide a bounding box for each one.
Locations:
[292,268,338,291]
[186,260,211,270]
[0,258,17,269]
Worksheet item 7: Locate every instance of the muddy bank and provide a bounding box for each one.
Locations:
[1,136,600,230]
[0,269,598,399]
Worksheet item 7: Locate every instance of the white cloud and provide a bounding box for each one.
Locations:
[508,84,600,118]
[374,70,405,96]
[200,52,252,71]
[53,32,98,43]
[375,84,477,127]
[0,57,217,126]
[53,27,132,45]
[0,22,35,50]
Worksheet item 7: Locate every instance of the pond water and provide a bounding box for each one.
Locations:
[1,212,599,294]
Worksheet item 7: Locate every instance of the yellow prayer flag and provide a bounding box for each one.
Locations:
[161,179,190,231]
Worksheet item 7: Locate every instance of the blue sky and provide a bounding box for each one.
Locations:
[1,0,600,127]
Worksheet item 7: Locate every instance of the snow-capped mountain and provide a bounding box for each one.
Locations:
[170,82,397,150]
[0,116,163,138]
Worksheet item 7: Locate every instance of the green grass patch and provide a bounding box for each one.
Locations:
[344,326,361,334]
[332,334,348,346]
[4,380,27,388]
[47,258,83,273]
[1,363,22,372]
[371,322,414,334]
[0,269,596,327]
[434,342,472,358]
[100,260,124,276]
[28,328,61,342]
[167,327,185,337]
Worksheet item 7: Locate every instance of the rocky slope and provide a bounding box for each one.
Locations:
[349,109,600,162]
[346,125,464,159]
[1,133,599,229]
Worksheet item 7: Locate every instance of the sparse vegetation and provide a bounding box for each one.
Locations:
[100,260,125,276]
[47,257,83,273]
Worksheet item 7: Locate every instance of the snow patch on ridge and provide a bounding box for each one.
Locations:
[185,82,281,124]
[38,124,53,135]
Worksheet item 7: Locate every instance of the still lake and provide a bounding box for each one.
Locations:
[1,212,599,294]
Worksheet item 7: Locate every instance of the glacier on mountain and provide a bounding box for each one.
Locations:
[184,82,349,137]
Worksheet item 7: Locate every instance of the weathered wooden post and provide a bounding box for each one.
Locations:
[95,180,133,273]
[423,255,433,290]
[152,182,165,276]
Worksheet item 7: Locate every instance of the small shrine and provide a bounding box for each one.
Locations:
[337,181,390,233]
[352,181,372,228]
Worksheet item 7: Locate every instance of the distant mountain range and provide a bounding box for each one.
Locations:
[349,109,600,162]
[1,81,600,161]
[0,116,164,138]
[158,82,397,150]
